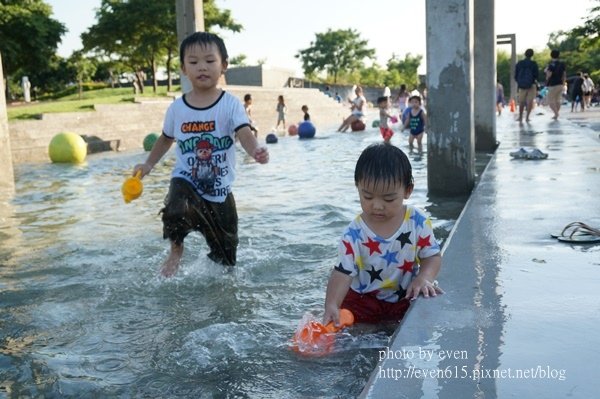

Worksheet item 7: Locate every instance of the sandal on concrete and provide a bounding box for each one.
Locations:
[553,222,600,243]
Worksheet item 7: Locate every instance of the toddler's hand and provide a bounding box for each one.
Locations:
[253,146,269,164]
[133,163,152,178]
[405,277,443,300]
[322,306,340,327]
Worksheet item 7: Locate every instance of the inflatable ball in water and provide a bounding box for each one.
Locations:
[266,133,278,144]
[288,124,298,136]
[297,121,316,139]
[143,132,159,151]
[351,120,366,132]
[48,132,87,163]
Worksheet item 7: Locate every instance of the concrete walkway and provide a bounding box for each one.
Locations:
[361,106,600,398]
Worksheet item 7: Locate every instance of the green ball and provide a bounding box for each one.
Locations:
[372,120,380,128]
[143,133,159,151]
[48,132,87,163]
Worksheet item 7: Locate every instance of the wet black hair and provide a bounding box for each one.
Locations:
[550,49,560,59]
[354,143,414,190]
[408,95,422,104]
[244,93,252,101]
[377,96,388,104]
[179,32,229,64]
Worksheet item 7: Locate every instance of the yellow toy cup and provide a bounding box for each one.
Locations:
[122,170,143,203]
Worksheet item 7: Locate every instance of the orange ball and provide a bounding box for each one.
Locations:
[288,124,298,135]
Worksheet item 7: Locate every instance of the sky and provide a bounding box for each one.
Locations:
[47,0,596,76]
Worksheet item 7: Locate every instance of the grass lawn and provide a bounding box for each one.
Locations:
[7,86,178,121]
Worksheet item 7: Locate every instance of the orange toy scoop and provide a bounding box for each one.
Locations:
[122,170,143,203]
[291,309,354,356]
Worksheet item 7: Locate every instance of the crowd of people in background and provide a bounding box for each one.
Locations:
[504,48,597,123]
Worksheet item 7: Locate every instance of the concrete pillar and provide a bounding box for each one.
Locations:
[473,0,497,152]
[175,0,204,94]
[426,0,475,195]
[0,52,15,192]
[497,34,517,100]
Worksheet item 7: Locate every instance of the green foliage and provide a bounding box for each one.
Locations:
[296,28,376,83]
[81,0,243,93]
[230,54,247,66]
[203,0,242,33]
[0,0,66,99]
[546,2,600,80]
[496,51,511,98]
[386,53,422,88]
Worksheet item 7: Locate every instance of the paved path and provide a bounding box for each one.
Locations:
[361,106,600,398]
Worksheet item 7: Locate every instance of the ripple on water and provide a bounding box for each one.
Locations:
[2,125,466,397]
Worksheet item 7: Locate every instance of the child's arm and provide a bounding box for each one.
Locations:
[133,134,174,177]
[402,114,410,130]
[323,269,352,326]
[405,254,442,300]
[421,112,428,131]
[238,126,269,164]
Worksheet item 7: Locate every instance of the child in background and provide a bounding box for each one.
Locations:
[403,95,427,154]
[323,143,442,326]
[301,105,311,121]
[394,84,410,113]
[132,32,269,277]
[377,96,394,143]
[276,95,287,130]
[243,93,258,137]
[496,81,505,116]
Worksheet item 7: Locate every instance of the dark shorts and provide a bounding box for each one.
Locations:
[161,178,239,265]
[341,289,411,324]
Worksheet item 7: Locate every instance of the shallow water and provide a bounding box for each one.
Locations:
[0,127,466,397]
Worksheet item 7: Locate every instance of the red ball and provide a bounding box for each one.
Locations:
[288,124,298,135]
[350,120,366,131]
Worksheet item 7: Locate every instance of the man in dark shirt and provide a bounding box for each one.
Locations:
[514,49,539,123]
[545,49,567,120]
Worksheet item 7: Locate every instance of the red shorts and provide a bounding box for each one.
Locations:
[380,126,394,141]
[340,289,411,324]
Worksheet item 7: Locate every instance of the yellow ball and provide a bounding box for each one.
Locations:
[48,132,87,163]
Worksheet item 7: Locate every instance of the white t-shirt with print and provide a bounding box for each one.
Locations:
[335,205,441,303]
[162,91,250,203]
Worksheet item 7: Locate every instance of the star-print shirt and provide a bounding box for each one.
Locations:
[162,91,250,203]
[334,205,441,303]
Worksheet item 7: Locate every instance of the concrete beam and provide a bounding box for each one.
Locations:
[0,52,15,192]
[473,0,497,152]
[175,0,204,93]
[426,0,475,195]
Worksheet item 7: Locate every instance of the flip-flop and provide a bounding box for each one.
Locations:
[550,231,593,239]
[557,234,600,244]
[553,222,600,243]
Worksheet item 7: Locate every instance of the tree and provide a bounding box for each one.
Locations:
[545,2,600,82]
[0,0,66,101]
[68,50,96,99]
[386,53,422,88]
[229,54,247,66]
[296,28,375,84]
[570,0,600,39]
[81,0,242,93]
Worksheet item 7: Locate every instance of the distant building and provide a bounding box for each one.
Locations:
[225,65,296,88]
